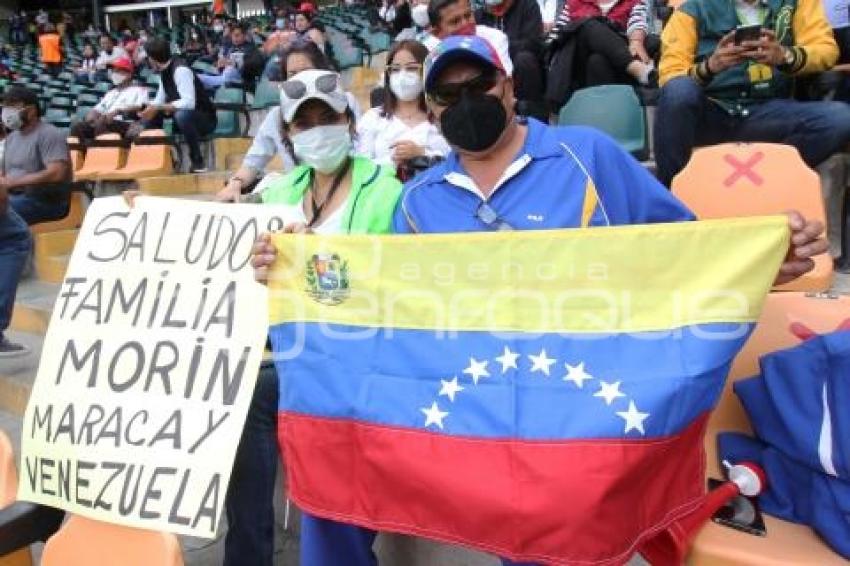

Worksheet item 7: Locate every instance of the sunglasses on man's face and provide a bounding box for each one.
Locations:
[427,71,499,107]
[282,73,339,100]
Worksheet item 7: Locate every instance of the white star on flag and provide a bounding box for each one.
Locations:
[438,377,464,402]
[421,401,449,429]
[616,401,650,435]
[528,348,556,376]
[463,357,490,385]
[563,362,593,388]
[495,346,520,373]
[594,380,625,406]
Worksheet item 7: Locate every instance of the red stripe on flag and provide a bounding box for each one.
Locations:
[278,413,709,565]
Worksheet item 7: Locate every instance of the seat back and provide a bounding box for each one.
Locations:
[74,133,125,179]
[251,79,280,110]
[691,292,850,565]
[41,516,183,566]
[119,130,173,175]
[705,292,850,475]
[557,85,647,159]
[672,143,832,292]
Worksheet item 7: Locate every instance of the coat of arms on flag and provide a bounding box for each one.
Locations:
[305,253,349,305]
[268,217,788,565]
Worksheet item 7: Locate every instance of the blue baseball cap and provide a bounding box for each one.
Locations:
[424,35,506,92]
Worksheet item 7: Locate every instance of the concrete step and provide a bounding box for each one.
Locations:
[0,331,42,416]
[10,279,59,335]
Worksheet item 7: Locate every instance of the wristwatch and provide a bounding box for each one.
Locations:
[782,47,795,66]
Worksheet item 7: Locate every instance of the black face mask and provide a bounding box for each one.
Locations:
[439,91,507,153]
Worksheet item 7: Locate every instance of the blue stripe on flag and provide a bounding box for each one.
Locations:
[271,322,752,440]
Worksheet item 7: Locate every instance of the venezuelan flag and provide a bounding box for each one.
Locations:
[268,217,788,565]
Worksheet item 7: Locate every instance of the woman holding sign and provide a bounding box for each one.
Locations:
[240,69,402,566]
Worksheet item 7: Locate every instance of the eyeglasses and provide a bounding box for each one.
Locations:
[475,201,513,231]
[387,63,422,75]
[427,71,498,107]
[281,73,339,100]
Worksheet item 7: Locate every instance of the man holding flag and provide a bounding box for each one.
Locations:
[254,35,827,566]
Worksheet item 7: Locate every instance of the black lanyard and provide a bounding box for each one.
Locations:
[307,158,352,228]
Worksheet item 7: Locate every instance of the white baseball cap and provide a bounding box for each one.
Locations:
[279,69,349,123]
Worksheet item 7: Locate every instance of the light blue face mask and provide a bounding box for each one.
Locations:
[276,18,287,29]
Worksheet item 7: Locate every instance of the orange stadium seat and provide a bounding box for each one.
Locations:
[99,129,173,180]
[73,133,126,181]
[30,190,88,234]
[41,515,184,566]
[672,143,833,292]
[689,291,850,565]
[0,430,32,566]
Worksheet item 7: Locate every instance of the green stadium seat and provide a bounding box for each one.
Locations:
[557,85,649,161]
[77,93,101,106]
[251,79,280,110]
[93,82,111,94]
[50,96,74,111]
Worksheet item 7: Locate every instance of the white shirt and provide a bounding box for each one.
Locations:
[823,0,850,26]
[356,107,450,166]
[537,0,558,24]
[255,186,346,234]
[243,107,295,174]
[93,85,150,115]
[152,65,196,111]
[95,46,128,70]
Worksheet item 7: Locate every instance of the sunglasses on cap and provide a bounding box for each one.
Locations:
[282,72,340,100]
[475,201,514,231]
[426,70,499,107]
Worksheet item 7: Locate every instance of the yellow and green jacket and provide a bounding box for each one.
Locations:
[659,0,838,112]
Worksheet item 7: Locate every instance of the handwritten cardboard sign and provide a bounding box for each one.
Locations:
[18,196,296,538]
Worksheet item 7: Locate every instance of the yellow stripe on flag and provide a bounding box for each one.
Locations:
[580,178,598,228]
[268,216,788,334]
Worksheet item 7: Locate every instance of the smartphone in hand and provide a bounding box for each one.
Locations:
[734,24,762,45]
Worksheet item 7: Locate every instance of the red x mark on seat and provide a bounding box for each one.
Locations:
[789,319,850,341]
[723,152,765,187]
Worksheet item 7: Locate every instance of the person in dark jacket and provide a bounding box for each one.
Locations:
[477,0,548,120]
[140,38,218,173]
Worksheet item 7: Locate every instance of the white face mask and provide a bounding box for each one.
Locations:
[389,70,423,102]
[213,24,224,33]
[291,124,351,174]
[411,4,430,28]
[111,72,129,86]
[1,107,24,130]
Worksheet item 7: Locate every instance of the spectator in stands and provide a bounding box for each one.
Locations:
[95,34,128,82]
[121,30,138,59]
[293,9,326,51]
[70,57,149,144]
[244,68,402,566]
[654,0,850,186]
[199,23,259,89]
[396,0,439,45]
[38,23,63,78]
[75,44,98,84]
[216,42,363,202]
[141,38,217,173]
[357,40,450,179]
[183,30,205,63]
[0,87,72,226]
[428,0,515,89]
[477,0,549,121]
[0,151,31,358]
[10,12,26,46]
[83,24,100,43]
[35,9,48,33]
[823,0,850,100]
[544,0,657,112]
[250,35,829,565]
